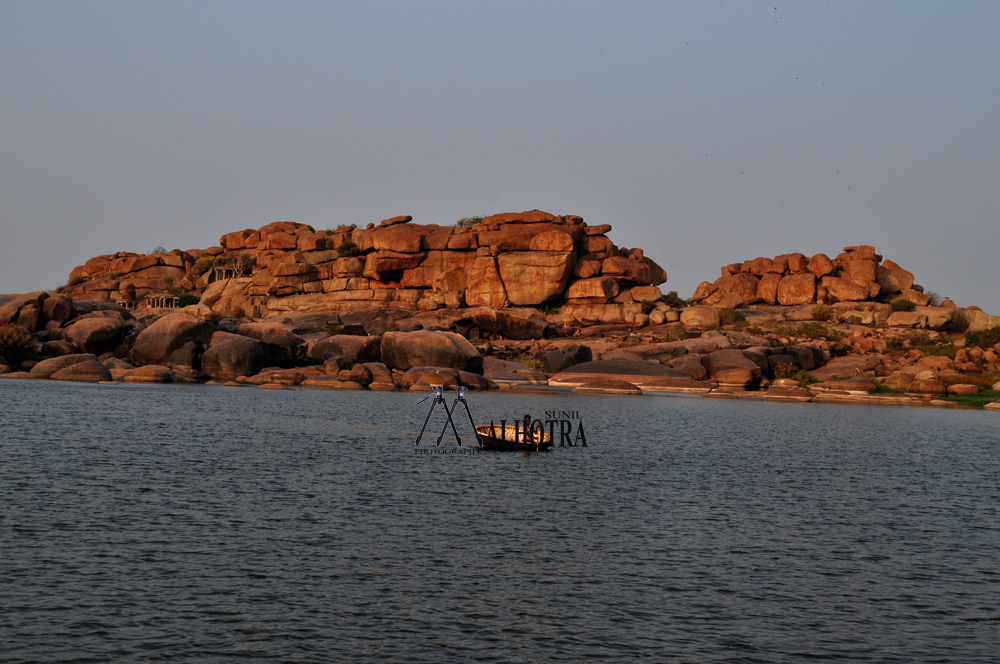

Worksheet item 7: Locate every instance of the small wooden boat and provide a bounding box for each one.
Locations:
[474,424,552,451]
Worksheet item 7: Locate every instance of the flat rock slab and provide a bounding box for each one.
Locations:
[572,377,641,395]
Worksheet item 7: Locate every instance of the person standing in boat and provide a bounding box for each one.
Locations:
[523,414,532,444]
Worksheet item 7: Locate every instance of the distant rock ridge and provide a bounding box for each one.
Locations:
[691,245,927,308]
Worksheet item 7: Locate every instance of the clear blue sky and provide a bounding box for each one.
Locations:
[2,1,998,311]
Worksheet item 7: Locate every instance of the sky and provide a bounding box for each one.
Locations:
[2,1,998,311]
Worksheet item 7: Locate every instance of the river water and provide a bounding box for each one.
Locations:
[1,380,998,662]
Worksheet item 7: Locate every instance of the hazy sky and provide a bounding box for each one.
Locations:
[2,1,998,311]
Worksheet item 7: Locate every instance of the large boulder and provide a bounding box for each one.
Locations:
[465,256,508,307]
[201,332,270,381]
[600,256,651,285]
[566,277,619,301]
[701,349,762,386]
[454,307,548,340]
[380,330,482,373]
[680,305,721,328]
[876,260,914,293]
[820,276,869,302]
[777,274,816,305]
[30,354,99,379]
[64,317,125,355]
[236,322,306,365]
[497,251,574,305]
[372,225,422,253]
[132,313,216,366]
[308,335,383,363]
[49,359,112,383]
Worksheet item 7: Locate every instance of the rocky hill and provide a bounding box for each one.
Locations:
[2,216,999,409]
[61,210,667,336]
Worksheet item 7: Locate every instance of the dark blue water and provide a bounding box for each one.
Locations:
[1,380,998,662]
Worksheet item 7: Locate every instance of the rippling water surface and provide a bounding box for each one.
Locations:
[1,380,998,662]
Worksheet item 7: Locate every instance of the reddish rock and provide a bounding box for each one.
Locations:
[642,256,668,286]
[202,332,270,381]
[380,215,413,226]
[363,250,425,279]
[372,225,422,253]
[263,232,299,251]
[777,274,816,305]
[30,354,99,379]
[787,253,809,273]
[909,378,947,395]
[433,268,468,293]
[123,365,175,383]
[483,210,555,225]
[133,313,215,366]
[309,335,382,363]
[601,256,651,285]
[948,384,979,396]
[887,311,927,328]
[400,250,477,289]
[566,277,619,301]
[767,255,789,274]
[298,232,329,252]
[896,289,932,306]
[380,330,482,373]
[582,235,614,257]
[806,254,835,278]
[630,286,661,303]
[498,252,575,305]
[573,257,603,279]
[757,273,781,305]
[584,224,612,235]
[221,229,257,250]
[680,305,721,328]
[876,260,914,293]
[529,230,576,252]
[447,231,478,251]
[842,258,877,282]
[49,359,112,383]
[64,317,125,355]
[750,257,772,275]
[820,276,868,302]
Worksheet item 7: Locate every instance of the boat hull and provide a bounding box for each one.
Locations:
[474,424,552,452]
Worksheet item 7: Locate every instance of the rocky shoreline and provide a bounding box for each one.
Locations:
[1,211,998,411]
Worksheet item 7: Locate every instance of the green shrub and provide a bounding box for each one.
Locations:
[177,294,200,307]
[811,304,833,321]
[942,389,1000,409]
[884,336,905,351]
[966,326,1000,349]
[641,302,655,315]
[519,359,542,370]
[336,240,360,258]
[326,323,344,336]
[237,253,255,273]
[214,254,234,266]
[795,322,846,341]
[891,298,915,312]
[775,368,820,385]
[67,274,86,286]
[719,307,746,326]
[872,379,906,394]
[191,256,216,277]
[456,216,485,228]
[941,309,969,333]
[337,223,357,231]
[538,302,560,315]
[0,325,36,368]
[105,270,122,279]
